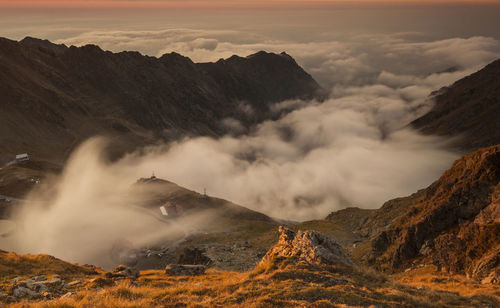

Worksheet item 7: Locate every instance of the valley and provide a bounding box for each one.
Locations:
[0,36,498,307]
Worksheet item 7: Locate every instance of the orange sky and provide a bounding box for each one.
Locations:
[0,0,498,9]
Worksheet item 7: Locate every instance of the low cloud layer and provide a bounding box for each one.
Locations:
[1,27,500,264]
[131,93,457,221]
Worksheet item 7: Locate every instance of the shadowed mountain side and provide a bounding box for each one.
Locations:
[0,37,323,164]
[411,59,500,153]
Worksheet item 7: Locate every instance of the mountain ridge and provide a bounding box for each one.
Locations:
[0,36,323,164]
[411,58,500,152]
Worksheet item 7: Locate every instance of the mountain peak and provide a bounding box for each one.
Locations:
[0,36,322,163]
[20,36,67,52]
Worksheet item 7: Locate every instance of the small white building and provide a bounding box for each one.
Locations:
[159,201,180,217]
[15,153,29,162]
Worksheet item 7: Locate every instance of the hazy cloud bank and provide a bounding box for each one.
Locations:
[1,138,217,267]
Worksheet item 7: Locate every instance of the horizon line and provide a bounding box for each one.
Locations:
[1,1,499,9]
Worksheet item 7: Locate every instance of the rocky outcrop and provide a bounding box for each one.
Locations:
[411,59,500,152]
[0,36,323,164]
[369,145,500,279]
[259,226,355,268]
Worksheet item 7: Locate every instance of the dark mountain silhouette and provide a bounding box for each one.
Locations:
[0,37,322,164]
[411,59,500,152]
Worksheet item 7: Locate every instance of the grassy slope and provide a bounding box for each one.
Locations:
[0,250,100,283]
[2,260,498,307]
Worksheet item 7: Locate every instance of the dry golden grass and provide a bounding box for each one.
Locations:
[395,265,500,299]
[0,250,99,281]
[3,261,499,307]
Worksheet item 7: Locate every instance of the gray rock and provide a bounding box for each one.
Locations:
[12,276,24,284]
[259,226,355,268]
[12,286,38,298]
[165,264,206,276]
[106,265,140,279]
[32,275,46,282]
[31,278,62,290]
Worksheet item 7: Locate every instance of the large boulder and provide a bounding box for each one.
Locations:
[259,226,355,268]
[105,265,139,279]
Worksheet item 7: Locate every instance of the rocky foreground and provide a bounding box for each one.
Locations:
[1,228,498,307]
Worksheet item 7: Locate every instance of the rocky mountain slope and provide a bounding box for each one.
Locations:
[370,145,499,279]
[325,145,499,285]
[0,37,322,164]
[411,59,500,152]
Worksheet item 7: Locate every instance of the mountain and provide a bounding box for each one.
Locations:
[0,37,323,164]
[369,145,499,280]
[411,59,500,152]
[325,145,499,284]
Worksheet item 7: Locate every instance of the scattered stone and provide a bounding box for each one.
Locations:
[68,280,82,287]
[165,264,206,276]
[60,292,74,299]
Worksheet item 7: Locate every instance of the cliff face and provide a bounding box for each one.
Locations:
[369,145,500,281]
[0,37,322,163]
[411,59,500,152]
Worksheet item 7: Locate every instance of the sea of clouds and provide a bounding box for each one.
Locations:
[49,29,500,220]
[1,27,500,265]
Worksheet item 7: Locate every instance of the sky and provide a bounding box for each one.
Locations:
[1,1,499,8]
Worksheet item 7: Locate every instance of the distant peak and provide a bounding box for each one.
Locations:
[159,52,194,64]
[246,50,269,58]
[20,36,67,49]
[20,36,47,43]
